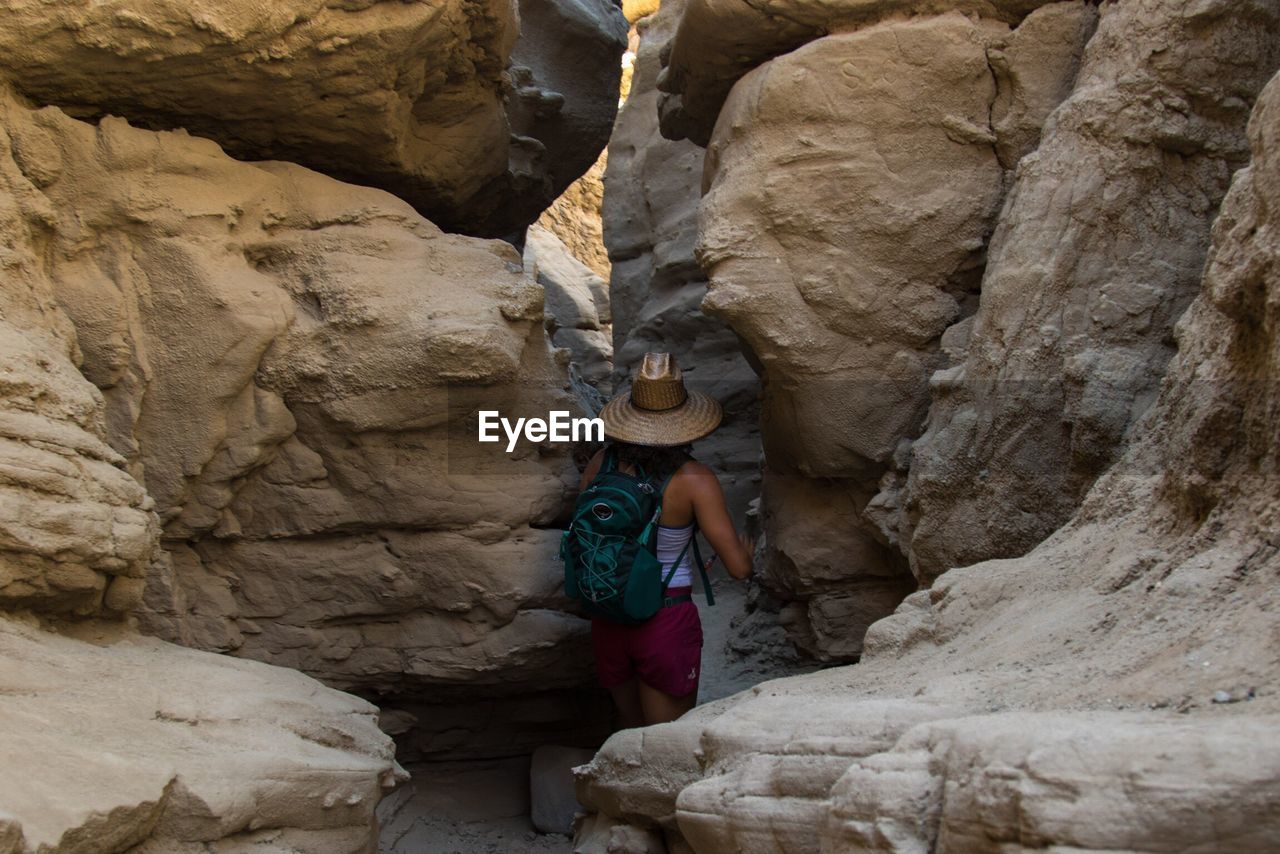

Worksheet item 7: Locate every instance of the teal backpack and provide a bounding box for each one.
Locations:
[561,447,715,624]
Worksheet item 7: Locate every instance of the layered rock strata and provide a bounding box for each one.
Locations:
[574,64,1280,852]
[0,89,401,849]
[0,0,627,237]
[0,82,604,758]
[0,155,156,616]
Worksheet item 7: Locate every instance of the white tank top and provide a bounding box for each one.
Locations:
[655,522,694,588]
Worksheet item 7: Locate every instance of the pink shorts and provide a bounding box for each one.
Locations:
[591,587,703,698]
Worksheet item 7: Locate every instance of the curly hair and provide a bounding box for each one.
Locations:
[610,440,693,480]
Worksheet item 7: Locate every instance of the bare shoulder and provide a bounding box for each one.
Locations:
[675,460,720,491]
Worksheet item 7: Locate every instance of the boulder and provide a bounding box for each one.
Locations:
[657,0,1070,145]
[0,0,627,237]
[530,745,596,834]
[0,615,402,853]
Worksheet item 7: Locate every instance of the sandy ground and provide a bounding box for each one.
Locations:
[377,757,572,854]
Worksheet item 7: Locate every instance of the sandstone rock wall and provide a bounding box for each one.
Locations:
[525,224,613,394]
[536,151,611,280]
[0,126,156,615]
[695,4,1095,657]
[656,0,1071,145]
[0,84,400,851]
[636,0,1280,660]
[0,86,606,757]
[574,63,1280,853]
[604,1,760,520]
[0,0,627,238]
[894,0,1280,581]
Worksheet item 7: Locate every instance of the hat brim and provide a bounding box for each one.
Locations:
[599,391,723,447]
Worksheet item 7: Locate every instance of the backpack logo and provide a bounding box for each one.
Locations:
[687,668,697,681]
[591,503,614,521]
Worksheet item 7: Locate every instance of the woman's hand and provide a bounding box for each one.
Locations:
[681,461,754,580]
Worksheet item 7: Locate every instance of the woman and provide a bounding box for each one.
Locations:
[578,352,753,728]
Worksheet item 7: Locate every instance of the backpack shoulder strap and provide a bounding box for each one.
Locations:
[636,466,676,548]
[690,524,715,607]
[601,445,618,473]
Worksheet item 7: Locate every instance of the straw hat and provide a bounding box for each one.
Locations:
[600,352,722,446]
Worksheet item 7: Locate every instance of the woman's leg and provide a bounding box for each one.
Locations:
[632,598,702,725]
[636,679,698,725]
[609,678,645,730]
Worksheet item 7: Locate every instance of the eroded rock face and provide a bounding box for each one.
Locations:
[0,88,400,850]
[0,316,155,617]
[698,8,1092,657]
[604,0,761,520]
[0,85,603,758]
[572,58,1280,854]
[501,0,629,238]
[525,223,613,393]
[536,151,611,280]
[0,0,626,237]
[0,125,157,615]
[657,0,1068,145]
[895,0,1280,582]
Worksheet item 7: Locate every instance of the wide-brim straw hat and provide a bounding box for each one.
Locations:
[600,352,722,446]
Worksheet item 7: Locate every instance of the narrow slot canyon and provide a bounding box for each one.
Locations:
[1,1,1278,853]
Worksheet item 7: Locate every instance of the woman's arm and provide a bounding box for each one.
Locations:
[685,463,753,580]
